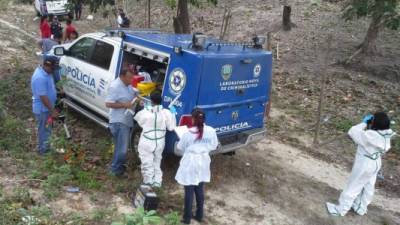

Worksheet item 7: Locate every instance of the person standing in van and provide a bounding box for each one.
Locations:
[105,69,138,177]
[134,92,176,187]
[175,108,218,224]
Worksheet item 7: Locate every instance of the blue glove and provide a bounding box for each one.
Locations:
[169,105,177,114]
[362,114,374,124]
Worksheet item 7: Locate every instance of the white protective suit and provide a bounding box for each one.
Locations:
[134,105,176,185]
[326,123,394,216]
[175,125,219,186]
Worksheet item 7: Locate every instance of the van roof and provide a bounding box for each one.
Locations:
[107,30,271,56]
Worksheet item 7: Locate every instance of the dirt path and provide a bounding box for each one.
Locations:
[201,137,400,225]
[257,139,400,213]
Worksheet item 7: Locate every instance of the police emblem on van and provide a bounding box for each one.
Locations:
[254,64,261,78]
[221,64,232,81]
[169,68,186,94]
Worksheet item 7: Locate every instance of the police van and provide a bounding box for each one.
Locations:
[54,29,272,155]
[35,0,69,16]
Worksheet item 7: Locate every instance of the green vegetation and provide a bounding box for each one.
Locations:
[164,211,181,225]
[111,208,161,225]
[332,117,354,133]
[0,187,53,225]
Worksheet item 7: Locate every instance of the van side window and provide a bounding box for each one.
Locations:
[89,41,114,70]
[69,37,96,62]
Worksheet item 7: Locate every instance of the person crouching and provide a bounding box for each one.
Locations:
[175,108,218,224]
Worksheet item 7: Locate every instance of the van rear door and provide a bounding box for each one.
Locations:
[197,52,272,135]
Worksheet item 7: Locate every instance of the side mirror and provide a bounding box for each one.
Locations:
[54,47,66,56]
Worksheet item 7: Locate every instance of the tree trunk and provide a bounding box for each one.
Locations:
[345,16,382,64]
[174,0,191,34]
[360,16,382,55]
[282,5,292,31]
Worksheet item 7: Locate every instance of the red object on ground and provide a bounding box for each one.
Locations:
[132,75,144,87]
[40,21,51,38]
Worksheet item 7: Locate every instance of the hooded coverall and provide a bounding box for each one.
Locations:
[326,123,394,216]
[134,105,176,185]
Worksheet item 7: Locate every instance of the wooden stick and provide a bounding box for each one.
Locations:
[313,34,333,145]
[276,42,280,60]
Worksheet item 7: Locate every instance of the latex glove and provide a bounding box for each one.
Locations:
[362,114,374,124]
[169,105,177,115]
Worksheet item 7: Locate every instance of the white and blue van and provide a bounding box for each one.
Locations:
[54,29,272,155]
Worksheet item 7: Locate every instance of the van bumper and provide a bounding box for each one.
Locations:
[173,128,266,156]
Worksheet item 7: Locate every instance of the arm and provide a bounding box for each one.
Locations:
[105,85,134,109]
[177,133,189,152]
[348,123,368,147]
[164,109,177,131]
[105,102,132,109]
[39,95,58,118]
[209,129,219,151]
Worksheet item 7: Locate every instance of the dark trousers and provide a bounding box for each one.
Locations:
[183,183,204,223]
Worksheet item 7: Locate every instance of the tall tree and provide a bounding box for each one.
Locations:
[343,0,400,62]
[167,0,218,34]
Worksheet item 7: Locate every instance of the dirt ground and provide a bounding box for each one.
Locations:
[0,0,399,225]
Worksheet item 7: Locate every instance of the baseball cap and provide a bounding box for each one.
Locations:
[43,55,59,69]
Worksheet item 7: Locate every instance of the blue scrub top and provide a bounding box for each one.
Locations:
[31,66,57,114]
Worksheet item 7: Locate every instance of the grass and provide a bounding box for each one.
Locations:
[0,186,53,225]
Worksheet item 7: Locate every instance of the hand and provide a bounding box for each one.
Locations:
[51,109,59,119]
[362,114,374,124]
[169,105,177,114]
[124,101,134,109]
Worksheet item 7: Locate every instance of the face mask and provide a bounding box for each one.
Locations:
[144,101,152,110]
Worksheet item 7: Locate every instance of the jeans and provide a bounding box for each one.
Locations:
[34,112,51,154]
[183,183,204,223]
[109,123,131,175]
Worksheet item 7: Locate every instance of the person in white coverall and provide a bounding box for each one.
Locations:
[175,108,218,224]
[134,92,176,187]
[326,112,395,216]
